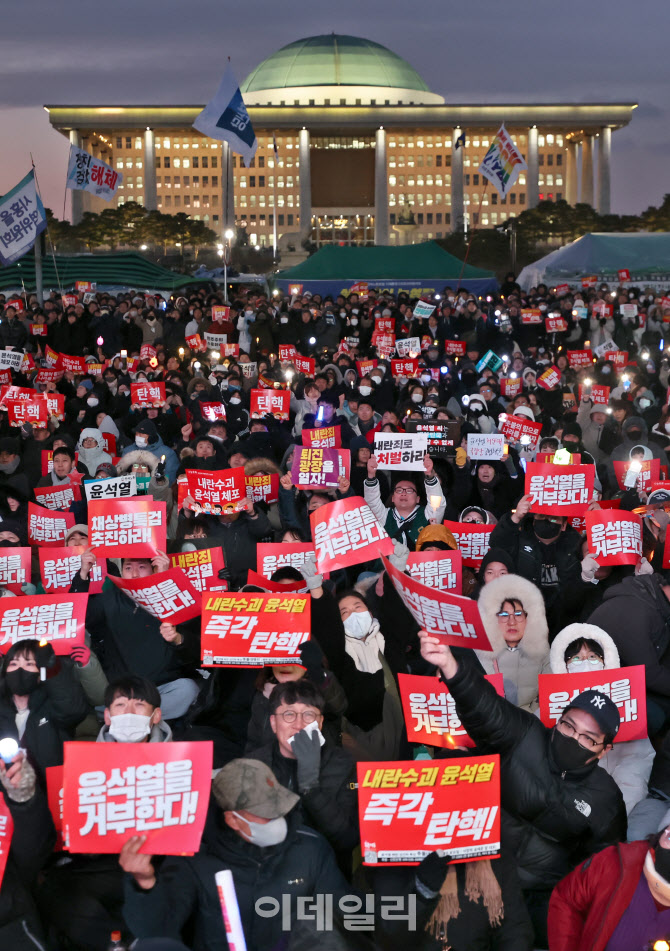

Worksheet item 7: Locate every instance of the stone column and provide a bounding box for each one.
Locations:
[598,126,612,215]
[143,128,157,211]
[527,126,539,209]
[565,141,578,205]
[581,135,594,206]
[69,129,84,225]
[450,127,464,233]
[221,141,235,234]
[374,127,389,245]
[298,128,312,243]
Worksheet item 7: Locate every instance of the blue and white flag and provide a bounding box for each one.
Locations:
[0,170,47,267]
[193,63,258,167]
[66,145,122,201]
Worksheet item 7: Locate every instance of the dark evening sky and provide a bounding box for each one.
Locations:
[1,0,667,217]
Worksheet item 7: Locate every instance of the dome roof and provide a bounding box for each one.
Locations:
[241,34,431,93]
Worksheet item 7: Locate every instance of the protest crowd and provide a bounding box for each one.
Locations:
[2,275,670,951]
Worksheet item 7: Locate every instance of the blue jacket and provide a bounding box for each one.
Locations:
[121,436,179,483]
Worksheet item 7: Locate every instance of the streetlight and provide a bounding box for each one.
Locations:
[140,244,148,251]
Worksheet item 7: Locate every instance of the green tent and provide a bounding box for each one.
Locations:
[0,250,201,293]
[274,241,497,296]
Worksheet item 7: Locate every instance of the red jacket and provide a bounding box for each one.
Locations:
[548,840,650,951]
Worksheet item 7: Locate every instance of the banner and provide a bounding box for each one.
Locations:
[567,349,594,369]
[466,434,505,461]
[395,337,421,358]
[186,468,248,515]
[193,62,257,165]
[442,521,494,568]
[538,665,647,743]
[88,498,166,557]
[66,145,122,200]
[110,568,201,624]
[291,446,349,489]
[201,592,310,666]
[33,482,81,511]
[0,797,13,889]
[526,463,594,516]
[585,510,642,566]
[256,542,317,580]
[478,124,527,198]
[249,389,290,421]
[302,425,341,449]
[131,382,165,407]
[613,458,660,493]
[383,555,492,650]
[63,741,213,854]
[311,497,393,573]
[28,502,74,547]
[0,548,31,594]
[498,413,542,450]
[373,433,427,470]
[170,548,227,593]
[40,546,107,594]
[83,473,136,502]
[406,550,462,592]
[0,169,47,266]
[0,593,87,653]
[245,472,280,505]
[391,359,419,378]
[399,672,505,748]
[358,756,501,865]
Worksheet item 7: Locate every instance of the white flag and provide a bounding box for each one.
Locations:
[193,63,258,167]
[478,124,528,199]
[0,170,46,267]
[66,146,123,201]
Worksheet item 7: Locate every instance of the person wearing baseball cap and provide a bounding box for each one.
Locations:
[120,759,350,950]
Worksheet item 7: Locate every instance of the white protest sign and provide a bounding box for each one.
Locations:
[620,303,638,319]
[467,434,506,461]
[374,432,428,470]
[0,350,24,371]
[84,473,137,503]
[595,339,618,358]
[241,362,257,378]
[395,337,421,358]
[413,300,436,319]
[204,333,226,350]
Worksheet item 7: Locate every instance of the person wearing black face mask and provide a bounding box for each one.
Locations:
[419,634,625,951]
[0,638,89,781]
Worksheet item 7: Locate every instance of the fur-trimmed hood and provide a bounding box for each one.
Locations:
[322,363,343,385]
[549,622,620,673]
[180,446,196,460]
[477,573,548,658]
[116,450,159,475]
[244,456,282,477]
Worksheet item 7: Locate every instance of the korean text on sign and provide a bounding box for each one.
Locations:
[311,497,394,573]
[28,502,74,547]
[0,594,87,653]
[62,741,213,854]
[585,510,642,566]
[201,592,311,666]
[443,521,493,567]
[250,389,290,420]
[291,446,343,489]
[39,546,107,595]
[526,463,594,515]
[358,756,500,865]
[373,433,427,471]
[110,568,201,624]
[0,548,31,594]
[256,542,318,580]
[398,673,505,749]
[88,499,166,557]
[186,468,247,514]
[84,473,137,502]
[170,548,226,593]
[406,551,462,592]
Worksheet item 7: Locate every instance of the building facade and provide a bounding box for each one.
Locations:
[46,34,636,247]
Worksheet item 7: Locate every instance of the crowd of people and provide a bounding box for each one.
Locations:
[2,274,670,949]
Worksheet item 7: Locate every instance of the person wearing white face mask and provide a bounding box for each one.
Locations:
[120,757,351,950]
[98,676,171,744]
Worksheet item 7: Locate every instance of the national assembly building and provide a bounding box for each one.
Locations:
[45,33,636,250]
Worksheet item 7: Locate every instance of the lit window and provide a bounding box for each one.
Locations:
[134,137,142,150]
[173,158,181,168]
[546,134,554,145]
[389,175,396,186]
[538,135,545,147]
[116,160,124,170]
[135,159,142,169]
[183,159,190,169]
[556,135,564,147]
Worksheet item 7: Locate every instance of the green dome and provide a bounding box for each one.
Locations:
[241,34,431,93]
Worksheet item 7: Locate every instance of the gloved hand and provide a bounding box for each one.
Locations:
[70,644,91,667]
[455,447,467,468]
[581,554,600,583]
[217,567,231,584]
[20,583,37,596]
[635,556,654,576]
[299,639,325,683]
[299,553,323,591]
[389,540,410,572]
[155,455,167,481]
[291,728,322,793]
[415,852,454,895]
[34,641,56,671]
[650,510,670,535]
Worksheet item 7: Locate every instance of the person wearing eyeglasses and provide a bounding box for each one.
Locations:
[365,452,446,549]
[476,574,551,711]
[419,630,626,949]
[245,679,358,868]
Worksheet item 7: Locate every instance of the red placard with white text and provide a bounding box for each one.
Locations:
[250,389,290,420]
[140,344,157,362]
[603,350,628,368]
[555,284,570,295]
[618,269,631,282]
[46,765,64,850]
[0,548,31,594]
[278,345,298,362]
[406,550,462,592]
[521,308,543,324]
[526,462,594,515]
[169,548,227,593]
[567,349,594,369]
[442,521,494,568]
[500,377,522,398]
[200,402,226,422]
[498,414,542,449]
[0,593,87,653]
[0,797,13,888]
[33,482,81,512]
[311,496,393,573]
[383,556,491,650]
[375,318,394,334]
[585,510,642,565]
[39,546,107,594]
[28,503,75,547]
[131,382,165,407]
[88,498,166,557]
[356,359,378,377]
[444,340,467,357]
[201,591,310,666]
[538,666,647,742]
[537,366,561,390]
[211,305,230,323]
[358,756,500,865]
[7,398,48,428]
[399,672,505,748]
[246,570,307,593]
[59,354,89,374]
[545,316,568,333]
[391,359,419,377]
[613,459,660,494]
[578,384,610,405]
[244,472,280,505]
[256,542,316,580]
[186,467,248,514]
[62,741,213,854]
[302,425,342,449]
[186,334,205,352]
[294,355,315,375]
[109,568,201,623]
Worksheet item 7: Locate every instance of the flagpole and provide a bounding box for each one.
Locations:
[31,155,64,301]
[272,132,279,261]
[455,180,489,293]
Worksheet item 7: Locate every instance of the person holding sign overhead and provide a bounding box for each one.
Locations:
[365,452,445,550]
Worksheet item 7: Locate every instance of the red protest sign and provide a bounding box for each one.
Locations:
[0,797,13,888]
[536,452,581,465]
[578,384,610,405]
[526,462,594,515]
[28,503,75,547]
[0,385,33,405]
[6,297,24,311]
[250,389,290,420]
[499,377,522,398]
[0,593,87,653]
[555,283,570,296]
[537,366,561,390]
[350,280,369,299]
[41,449,79,477]
[186,467,248,515]
[545,316,568,333]
[110,568,201,624]
[294,355,315,375]
[391,359,419,377]
[246,569,307,593]
[291,446,349,489]
[62,293,78,308]
[399,672,505,748]
[75,281,95,292]
[169,548,227,593]
[498,413,542,450]
[618,269,631,282]
[7,397,48,429]
[88,498,166,557]
[567,349,594,369]
[613,458,660,493]
[59,354,89,374]
[0,548,31,593]
[585,510,642,566]
[375,318,394,334]
[211,305,231,323]
[200,402,226,422]
[358,755,501,866]
[311,496,393,573]
[582,275,598,288]
[39,546,107,594]
[0,370,12,386]
[521,308,543,324]
[201,591,310,666]
[33,482,81,512]
[36,368,62,385]
[46,765,64,850]
[538,666,647,742]
[302,425,342,449]
[442,521,494,568]
[245,472,280,505]
[371,332,395,354]
[222,343,239,358]
[30,322,48,336]
[186,334,205,352]
[356,359,378,377]
[383,555,491,651]
[278,345,298,362]
[444,340,467,357]
[45,392,65,421]
[140,344,157,362]
[603,350,628,368]
[131,382,165,407]
[44,344,60,368]
[62,741,213,855]
[406,550,462,592]
[256,542,317,579]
